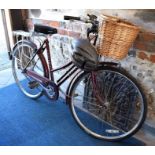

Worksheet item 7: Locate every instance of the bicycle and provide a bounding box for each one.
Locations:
[12,14,147,141]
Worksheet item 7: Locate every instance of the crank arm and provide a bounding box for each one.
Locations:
[26,69,59,100]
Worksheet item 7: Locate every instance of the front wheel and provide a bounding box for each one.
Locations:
[68,67,147,141]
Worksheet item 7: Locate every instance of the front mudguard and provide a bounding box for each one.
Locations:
[65,62,120,105]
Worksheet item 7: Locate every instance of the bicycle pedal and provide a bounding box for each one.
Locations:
[28,81,39,89]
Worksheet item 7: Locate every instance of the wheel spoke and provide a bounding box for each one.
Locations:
[73,97,102,108]
[12,42,45,99]
[70,70,145,141]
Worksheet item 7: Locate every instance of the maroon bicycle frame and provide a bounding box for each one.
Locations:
[24,38,79,88]
[23,36,117,101]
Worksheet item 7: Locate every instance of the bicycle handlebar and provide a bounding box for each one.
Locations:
[64,14,99,45]
[64,15,81,21]
[64,14,98,24]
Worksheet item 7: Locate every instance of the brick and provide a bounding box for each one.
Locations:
[142,32,155,42]
[58,29,65,35]
[134,41,147,51]
[42,20,50,26]
[49,21,60,28]
[138,51,149,60]
[134,31,155,52]
[68,31,81,38]
[146,44,155,53]
[150,54,155,63]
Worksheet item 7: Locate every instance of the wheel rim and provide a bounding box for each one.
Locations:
[12,44,44,98]
[70,70,145,140]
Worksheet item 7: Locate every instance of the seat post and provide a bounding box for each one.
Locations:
[45,38,54,81]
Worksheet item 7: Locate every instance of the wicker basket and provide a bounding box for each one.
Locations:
[97,14,140,60]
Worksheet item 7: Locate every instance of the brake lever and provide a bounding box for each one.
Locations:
[87,14,97,21]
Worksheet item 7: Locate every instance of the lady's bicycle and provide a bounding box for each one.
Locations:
[12,14,147,141]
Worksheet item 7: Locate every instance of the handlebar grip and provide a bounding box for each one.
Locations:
[64,15,81,21]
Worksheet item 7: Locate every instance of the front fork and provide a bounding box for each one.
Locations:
[91,71,105,106]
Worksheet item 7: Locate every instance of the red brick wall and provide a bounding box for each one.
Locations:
[134,31,155,63]
[27,18,155,63]
[25,10,155,130]
[27,19,81,39]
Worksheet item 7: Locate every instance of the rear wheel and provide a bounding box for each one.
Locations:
[12,41,49,99]
[68,67,147,141]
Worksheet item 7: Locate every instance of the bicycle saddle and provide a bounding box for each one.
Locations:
[34,24,57,35]
[71,39,99,70]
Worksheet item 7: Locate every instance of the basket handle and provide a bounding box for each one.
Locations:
[101,14,120,21]
[101,14,136,26]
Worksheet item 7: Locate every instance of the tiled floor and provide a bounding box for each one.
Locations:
[0,68,14,89]
[0,53,11,71]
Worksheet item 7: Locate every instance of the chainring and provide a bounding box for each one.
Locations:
[44,81,59,101]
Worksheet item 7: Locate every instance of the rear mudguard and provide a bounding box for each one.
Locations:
[12,40,50,79]
[12,40,38,52]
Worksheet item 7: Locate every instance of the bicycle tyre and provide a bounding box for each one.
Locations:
[68,66,147,141]
[12,40,49,99]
